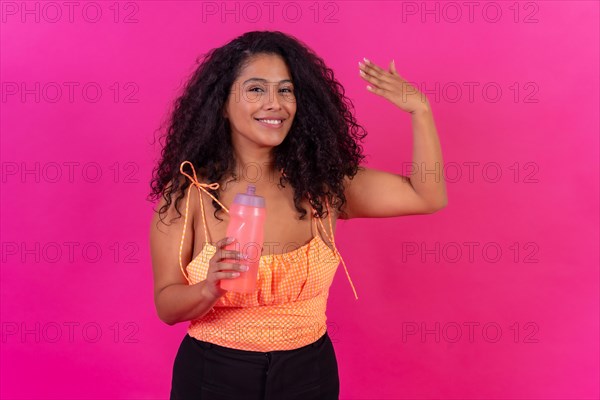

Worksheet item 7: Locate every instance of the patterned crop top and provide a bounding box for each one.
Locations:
[177,161,359,351]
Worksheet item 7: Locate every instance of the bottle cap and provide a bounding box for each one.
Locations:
[233,184,265,208]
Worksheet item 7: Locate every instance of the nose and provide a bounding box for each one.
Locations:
[263,85,282,110]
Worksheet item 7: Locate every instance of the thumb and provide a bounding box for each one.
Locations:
[389,59,398,75]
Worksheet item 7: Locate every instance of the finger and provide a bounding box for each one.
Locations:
[359,66,394,91]
[360,69,395,93]
[217,250,247,262]
[219,261,249,273]
[215,237,236,259]
[218,236,236,248]
[389,60,405,80]
[366,84,389,97]
[213,270,241,280]
[389,59,398,76]
[361,59,394,84]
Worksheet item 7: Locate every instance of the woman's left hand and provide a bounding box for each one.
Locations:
[358,58,430,114]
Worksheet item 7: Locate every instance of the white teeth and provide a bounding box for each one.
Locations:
[257,119,282,125]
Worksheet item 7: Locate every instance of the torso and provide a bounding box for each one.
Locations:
[191,176,338,259]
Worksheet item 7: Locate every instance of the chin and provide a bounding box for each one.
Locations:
[255,130,289,146]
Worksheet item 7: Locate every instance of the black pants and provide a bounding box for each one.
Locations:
[170,331,340,399]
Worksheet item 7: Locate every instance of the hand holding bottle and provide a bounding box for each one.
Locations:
[219,184,265,293]
[202,237,249,301]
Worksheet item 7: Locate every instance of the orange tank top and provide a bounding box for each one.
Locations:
[177,161,358,351]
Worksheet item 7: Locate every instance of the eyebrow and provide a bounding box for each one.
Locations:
[242,78,293,85]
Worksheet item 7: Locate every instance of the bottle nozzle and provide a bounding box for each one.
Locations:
[233,184,265,207]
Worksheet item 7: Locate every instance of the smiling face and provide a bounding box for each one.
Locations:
[223,53,297,153]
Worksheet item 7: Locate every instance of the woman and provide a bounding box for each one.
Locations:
[148,30,447,399]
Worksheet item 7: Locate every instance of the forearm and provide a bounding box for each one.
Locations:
[409,104,448,208]
[156,281,219,325]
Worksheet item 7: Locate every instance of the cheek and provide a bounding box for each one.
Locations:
[229,107,253,123]
[286,102,297,115]
[242,102,261,116]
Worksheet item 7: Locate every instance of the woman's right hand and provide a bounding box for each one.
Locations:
[202,237,249,301]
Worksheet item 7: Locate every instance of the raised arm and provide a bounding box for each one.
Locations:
[341,58,448,219]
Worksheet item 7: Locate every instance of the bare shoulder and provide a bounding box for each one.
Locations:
[149,176,200,300]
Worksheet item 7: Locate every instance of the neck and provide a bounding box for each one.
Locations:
[232,150,281,186]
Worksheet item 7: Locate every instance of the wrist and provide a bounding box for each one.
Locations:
[411,105,430,116]
[199,280,214,301]
[410,99,431,116]
[199,280,221,307]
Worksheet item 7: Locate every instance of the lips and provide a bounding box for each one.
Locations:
[254,118,285,122]
[255,118,284,128]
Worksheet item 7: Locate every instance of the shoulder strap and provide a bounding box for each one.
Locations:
[177,161,230,284]
[315,197,359,300]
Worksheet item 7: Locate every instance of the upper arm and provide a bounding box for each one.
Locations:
[339,166,446,219]
[149,183,198,304]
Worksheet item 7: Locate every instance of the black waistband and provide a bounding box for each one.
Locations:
[188,330,329,355]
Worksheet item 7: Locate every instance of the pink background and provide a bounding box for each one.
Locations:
[1,1,598,399]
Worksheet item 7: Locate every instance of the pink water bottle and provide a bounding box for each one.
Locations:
[219,184,266,293]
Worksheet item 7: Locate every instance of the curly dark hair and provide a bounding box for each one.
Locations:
[148,30,368,225]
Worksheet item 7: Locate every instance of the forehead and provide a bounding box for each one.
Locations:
[237,54,293,83]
